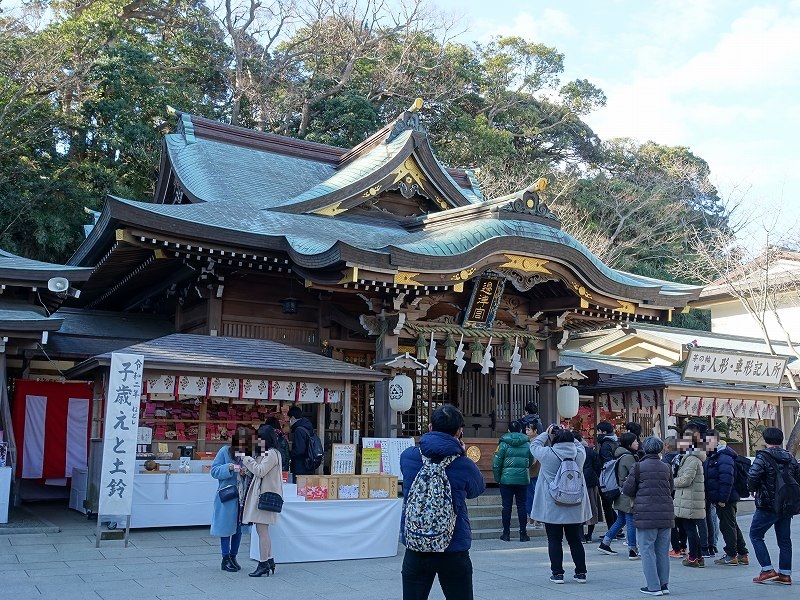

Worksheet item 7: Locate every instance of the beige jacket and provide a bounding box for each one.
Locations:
[242,449,283,525]
[673,451,706,520]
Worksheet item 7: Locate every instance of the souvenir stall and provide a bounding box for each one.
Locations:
[581,349,800,455]
[66,334,405,554]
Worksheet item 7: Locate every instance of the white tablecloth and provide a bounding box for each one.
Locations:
[250,499,403,563]
[130,473,217,528]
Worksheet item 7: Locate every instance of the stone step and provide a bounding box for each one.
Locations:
[465,493,503,506]
[472,527,547,540]
[468,515,504,530]
[467,505,505,518]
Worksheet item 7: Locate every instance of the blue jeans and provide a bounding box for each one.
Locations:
[637,528,670,592]
[603,510,636,548]
[527,477,538,516]
[220,523,242,556]
[749,509,793,575]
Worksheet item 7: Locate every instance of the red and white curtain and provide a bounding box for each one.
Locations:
[12,380,93,480]
[669,396,778,420]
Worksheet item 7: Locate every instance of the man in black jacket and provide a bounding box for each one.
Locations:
[287,405,316,476]
[596,421,619,536]
[748,427,800,585]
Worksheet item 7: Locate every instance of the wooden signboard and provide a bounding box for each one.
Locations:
[463,276,505,329]
[331,443,356,475]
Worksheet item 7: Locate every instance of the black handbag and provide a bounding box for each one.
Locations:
[258,491,283,513]
[218,485,238,503]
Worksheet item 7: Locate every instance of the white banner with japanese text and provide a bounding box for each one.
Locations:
[682,349,787,386]
[98,353,144,515]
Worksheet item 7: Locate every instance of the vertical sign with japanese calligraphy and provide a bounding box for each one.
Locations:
[98,353,144,515]
[462,276,506,329]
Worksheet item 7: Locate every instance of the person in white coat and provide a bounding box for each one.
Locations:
[530,426,592,584]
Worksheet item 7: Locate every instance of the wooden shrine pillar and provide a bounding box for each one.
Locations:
[373,332,398,438]
[538,332,562,426]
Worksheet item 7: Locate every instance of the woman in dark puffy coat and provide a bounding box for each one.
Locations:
[575,432,602,543]
[623,437,674,596]
[493,421,534,541]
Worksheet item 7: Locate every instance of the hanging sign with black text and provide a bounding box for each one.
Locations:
[463,276,505,329]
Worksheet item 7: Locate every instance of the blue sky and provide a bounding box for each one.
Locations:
[434,0,800,239]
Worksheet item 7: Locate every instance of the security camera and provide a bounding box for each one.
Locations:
[47,277,70,293]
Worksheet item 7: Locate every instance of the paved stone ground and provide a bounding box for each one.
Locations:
[0,501,796,599]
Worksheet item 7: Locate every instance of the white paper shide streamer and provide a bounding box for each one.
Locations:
[481,337,494,375]
[454,334,467,374]
[510,337,522,375]
[426,332,438,372]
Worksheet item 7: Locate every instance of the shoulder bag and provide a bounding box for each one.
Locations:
[218,485,238,503]
[255,450,284,512]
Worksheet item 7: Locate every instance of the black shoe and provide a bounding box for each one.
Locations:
[229,555,241,571]
[249,561,270,577]
[500,532,511,542]
[519,532,530,542]
[221,555,237,572]
[583,535,593,544]
[616,532,626,539]
[598,543,618,555]
[266,558,276,575]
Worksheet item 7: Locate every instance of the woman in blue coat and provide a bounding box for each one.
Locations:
[210,427,249,572]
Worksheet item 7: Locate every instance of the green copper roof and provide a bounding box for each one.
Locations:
[110,197,698,296]
[166,134,335,207]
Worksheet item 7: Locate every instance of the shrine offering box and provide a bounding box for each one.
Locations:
[367,475,398,499]
[296,476,338,500]
[336,476,366,500]
[194,452,216,460]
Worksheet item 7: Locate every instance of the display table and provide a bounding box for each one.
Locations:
[250,499,403,563]
[130,472,218,528]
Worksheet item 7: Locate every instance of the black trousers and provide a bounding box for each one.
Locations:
[402,549,473,600]
[671,520,687,552]
[544,523,587,576]
[600,494,617,530]
[676,517,704,560]
[499,483,528,534]
[717,502,748,557]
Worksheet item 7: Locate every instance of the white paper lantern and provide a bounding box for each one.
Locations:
[388,374,414,412]
[557,385,580,419]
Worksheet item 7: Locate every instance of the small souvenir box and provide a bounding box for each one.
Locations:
[366,475,398,499]
[295,476,338,500]
[335,476,366,500]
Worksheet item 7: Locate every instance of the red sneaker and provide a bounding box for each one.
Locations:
[753,570,779,584]
[668,550,682,558]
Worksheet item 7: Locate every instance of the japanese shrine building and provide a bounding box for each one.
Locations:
[65,100,702,452]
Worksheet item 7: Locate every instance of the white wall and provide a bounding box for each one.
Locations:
[710,292,800,344]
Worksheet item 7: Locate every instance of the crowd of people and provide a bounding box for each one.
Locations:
[400,404,800,599]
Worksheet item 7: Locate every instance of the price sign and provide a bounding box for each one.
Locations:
[331,443,356,475]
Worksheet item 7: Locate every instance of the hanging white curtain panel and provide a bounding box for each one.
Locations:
[142,373,343,403]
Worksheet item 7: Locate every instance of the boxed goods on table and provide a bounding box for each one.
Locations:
[296,476,338,500]
[366,475,398,499]
[336,476,367,500]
